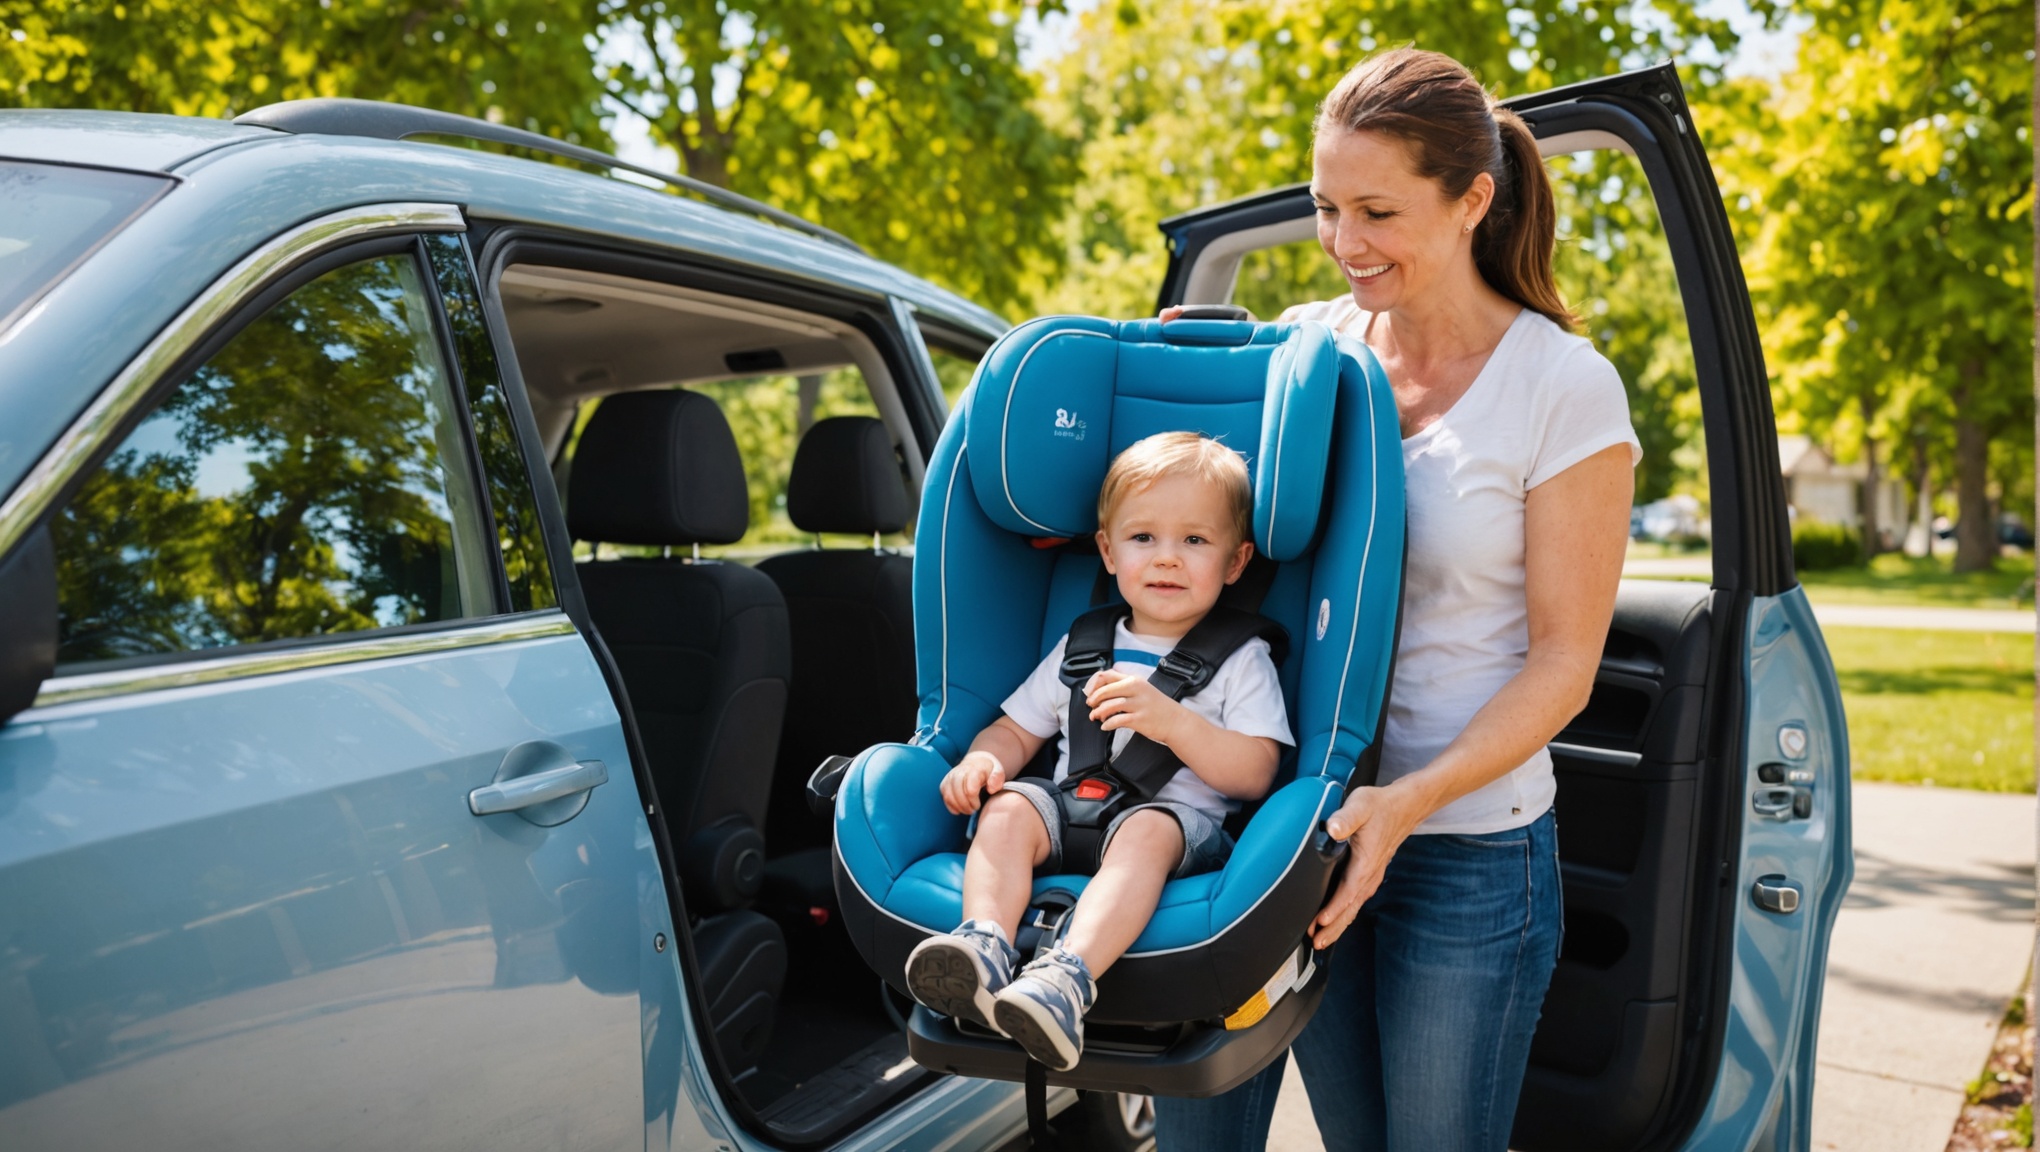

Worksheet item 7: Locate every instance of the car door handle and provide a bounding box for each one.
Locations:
[469,759,608,816]
[1752,786,1795,819]
[1751,874,1802,915]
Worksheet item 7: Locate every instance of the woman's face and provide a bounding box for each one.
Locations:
[1310,127,1492,314]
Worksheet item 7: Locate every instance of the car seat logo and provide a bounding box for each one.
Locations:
[1053,407,1087,441]
[1317,598,1331,640]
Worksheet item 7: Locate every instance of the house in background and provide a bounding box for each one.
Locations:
[1777,434,1911,547]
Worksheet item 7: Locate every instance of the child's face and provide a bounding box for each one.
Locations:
[1095,473,1254,637]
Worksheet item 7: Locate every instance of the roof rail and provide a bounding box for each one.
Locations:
[234,98,864,254]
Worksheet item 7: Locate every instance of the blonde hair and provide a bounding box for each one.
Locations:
[1096,432,1254,544]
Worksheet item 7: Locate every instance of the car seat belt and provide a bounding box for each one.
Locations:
[1053,603,1289,873]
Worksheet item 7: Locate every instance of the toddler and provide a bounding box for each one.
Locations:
[905,431,1292,1070]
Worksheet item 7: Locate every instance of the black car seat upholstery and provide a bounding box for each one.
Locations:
[569,388,790,1072]
[756,417,916,911]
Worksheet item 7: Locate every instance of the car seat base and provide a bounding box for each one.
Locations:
[904,945,1330,1099]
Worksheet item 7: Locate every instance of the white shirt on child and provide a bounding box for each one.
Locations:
[1001,619,1294,823]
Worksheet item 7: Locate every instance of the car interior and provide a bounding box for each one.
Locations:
[495,263,939,1144]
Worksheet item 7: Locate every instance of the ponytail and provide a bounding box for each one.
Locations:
[1316,49,1576,331]
[1478,107,1574,330]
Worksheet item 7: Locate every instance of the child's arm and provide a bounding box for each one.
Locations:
[1083,671,1281,799]
[940,717,1049,815]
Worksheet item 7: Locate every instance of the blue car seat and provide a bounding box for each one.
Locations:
[824,315,1405,1097]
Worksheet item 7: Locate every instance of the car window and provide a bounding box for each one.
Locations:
[50,251,497,665]
[562,367,899,559]
[423,235,559,612]
[923,339,981,410]
[0,160,167,330]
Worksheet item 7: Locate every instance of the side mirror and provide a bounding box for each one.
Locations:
[0,525,56,727]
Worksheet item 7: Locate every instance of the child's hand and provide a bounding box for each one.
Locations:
[1084,670,1192,746]
[940,752,1008,815]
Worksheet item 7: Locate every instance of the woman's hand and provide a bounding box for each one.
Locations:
[940,751,1008,816]
[1085,670,1191,746]
[1158,305,1187,323]
[1310,783,1425,949]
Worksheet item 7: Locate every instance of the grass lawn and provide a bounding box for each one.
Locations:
[1624,549,2036,611]
[1798,553,2035,611]
[1823,625,2034,792]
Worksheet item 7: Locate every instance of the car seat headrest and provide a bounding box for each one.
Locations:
[568,389,749,546]
[786,416,910,536]
[961,318,1340,562]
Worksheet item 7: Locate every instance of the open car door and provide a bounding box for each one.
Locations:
[1155,62,1851,1152]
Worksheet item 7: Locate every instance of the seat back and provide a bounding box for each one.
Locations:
[912,317,1403,795]
[569,390,791,890]
[757,416,916,856]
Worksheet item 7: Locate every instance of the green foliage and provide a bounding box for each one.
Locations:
[690,369,880,540]
[0,0,610,143]
[1797,551,2035,610]
[2013,1101,2033,1146]
[54,255,474,661]
[596,0,1075,316]
[1702,0,2035,563]
[1824,625,2033,792]
[1791,521,1864,571]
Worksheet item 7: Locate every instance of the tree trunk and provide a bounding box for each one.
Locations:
[1953,365,1996,572]
[1857,392,1882,559]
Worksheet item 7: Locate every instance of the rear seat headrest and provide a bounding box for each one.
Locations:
[786,416,910,535]
[961,318,1340,562]
[569,389,749,546]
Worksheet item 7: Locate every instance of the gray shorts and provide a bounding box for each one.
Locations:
[969,779,1235,878]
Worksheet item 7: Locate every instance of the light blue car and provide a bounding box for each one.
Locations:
[0,61,1846,1152]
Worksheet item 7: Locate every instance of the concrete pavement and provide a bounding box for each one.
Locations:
[1263,782,2037,1150]
[1809,604,2034,633]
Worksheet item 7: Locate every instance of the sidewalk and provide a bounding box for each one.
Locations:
[1265,782,2037,1150]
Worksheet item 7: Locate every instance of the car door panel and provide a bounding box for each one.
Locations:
[0,626,649,1150]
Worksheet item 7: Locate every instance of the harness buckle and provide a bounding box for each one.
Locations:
[1157,649,1216,690]
[1059,648,1112,683]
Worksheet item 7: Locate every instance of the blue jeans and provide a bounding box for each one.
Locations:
[1154,809,1562,1152]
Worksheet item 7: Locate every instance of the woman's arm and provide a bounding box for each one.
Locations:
[1310,442,1633,947]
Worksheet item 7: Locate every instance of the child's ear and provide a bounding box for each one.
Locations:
[1223,539,1255,584]
[1095,529,1116,573]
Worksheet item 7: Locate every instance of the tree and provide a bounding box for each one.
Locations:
[0,1,611,144]
[1028,0,1749,503]
[596,0,1076,316]
[1703,0,2034,570]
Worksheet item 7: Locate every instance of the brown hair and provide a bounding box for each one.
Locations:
[1314,48,1575,330]
[1097,432,1254,545]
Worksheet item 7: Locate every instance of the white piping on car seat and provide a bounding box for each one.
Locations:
[1318,360,1382,782]
[1000,329,1111,536]
[916,447,968,748]
[1122,777,1337,958]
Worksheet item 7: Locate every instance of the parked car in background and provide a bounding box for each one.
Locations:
[0,61,1846,1152]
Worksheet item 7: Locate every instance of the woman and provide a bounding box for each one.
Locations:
[1154,48,1640,1151]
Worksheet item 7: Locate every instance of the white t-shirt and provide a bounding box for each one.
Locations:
[1002,620,1294,822]
[1283,297,1641,834]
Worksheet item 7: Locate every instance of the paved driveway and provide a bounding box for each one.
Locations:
[1264,782,2036,1150]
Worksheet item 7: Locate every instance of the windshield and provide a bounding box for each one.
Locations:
[0,160,169,330]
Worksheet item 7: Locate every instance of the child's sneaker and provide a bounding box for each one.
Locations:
[905,919,1018,1031]
[992,945,1097,1070]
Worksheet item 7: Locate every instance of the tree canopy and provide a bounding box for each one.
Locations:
[1703,0,2034,567]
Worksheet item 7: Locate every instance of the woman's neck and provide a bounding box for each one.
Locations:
[1365,269,1518,369]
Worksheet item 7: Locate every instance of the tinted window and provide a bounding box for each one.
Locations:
[0,161,167,328]
[53,253,494,664]
[423,235,558,612]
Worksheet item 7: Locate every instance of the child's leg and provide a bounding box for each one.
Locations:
[1062,808,1185,976]
[961,788,1054,943]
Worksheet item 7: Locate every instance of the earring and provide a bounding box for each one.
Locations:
[1463,224,1473,233]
